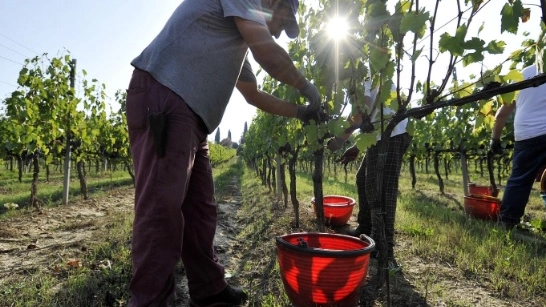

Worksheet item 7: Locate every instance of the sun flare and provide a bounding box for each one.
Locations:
[326,16,349,41]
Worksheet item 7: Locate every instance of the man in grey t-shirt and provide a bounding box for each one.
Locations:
[125,1,321,306]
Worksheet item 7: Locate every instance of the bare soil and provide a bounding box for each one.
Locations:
[0,180,542,306]
[0,189,133,283]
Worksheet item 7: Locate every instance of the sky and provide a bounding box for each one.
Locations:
[0,1,543,143]
[0,0,261,143]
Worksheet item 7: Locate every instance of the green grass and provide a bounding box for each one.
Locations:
[0,169,133,215]
[238,161,546,305]
[394,172,546,302]
[332,162,546,304]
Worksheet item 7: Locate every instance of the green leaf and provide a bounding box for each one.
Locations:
[400,10,429,38]
[499,91,516,105]
[91,128,100,137]
[462,51,485,66]
[463,37,485,51]
[485,40,506,54]
[355,132,377,151]
[479,101,493,116]
[24,133,36,144]
[483,114,495,128]
[370,47,390,71]
[367,2,389,20]
[503,69,523,82]
[411,47,424,62]
[500,0,524,34]
[438,25,468,56]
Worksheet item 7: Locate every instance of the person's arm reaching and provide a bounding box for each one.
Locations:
[233,17,320,110]
[490,102,515,154]
[236,79,298,118]
[491,103,515,140]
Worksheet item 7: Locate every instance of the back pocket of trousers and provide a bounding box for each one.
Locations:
[126,88,148,130]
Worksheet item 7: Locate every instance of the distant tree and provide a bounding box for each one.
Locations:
[214,128,221,144]
[220,138,232,148]
[241,122,248,144]
[228,130,232,140]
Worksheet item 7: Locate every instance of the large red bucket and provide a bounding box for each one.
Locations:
[311,195,356,226]
[276,232,375,307]
[463,194,501,220]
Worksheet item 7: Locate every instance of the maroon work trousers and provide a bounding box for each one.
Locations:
[126,69,226,306]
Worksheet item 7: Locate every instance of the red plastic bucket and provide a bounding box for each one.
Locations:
[463,195,501,220]
[276,232,375,307]
[311,195,356,226]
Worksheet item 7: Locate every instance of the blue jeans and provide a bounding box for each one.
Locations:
[500,133,546,224]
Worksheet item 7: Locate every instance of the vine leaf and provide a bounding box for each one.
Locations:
[499,92,516,105]
[411,47,424,62]
[479,101,493,116]
[355,132,377,152]
[370,46,390,72]
[504,70,524,82]
[462,37,485,66]
[463,51,484,66]
[485,40,506,55]
[439,25,468,56]
[500,0,524,34]
[400,9,429,38]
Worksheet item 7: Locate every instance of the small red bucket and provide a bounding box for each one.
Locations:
[276,232,375,307]
[311,195,356,226]
[463,195,501,220]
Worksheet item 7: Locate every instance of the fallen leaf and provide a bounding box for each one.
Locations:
[67,259,82,268]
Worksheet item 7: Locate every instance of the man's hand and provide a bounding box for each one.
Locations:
[336,146,360,166]
[489,138,502,155]
[296,105,328,123]
[299,81,321,111]
[326,137,345,151]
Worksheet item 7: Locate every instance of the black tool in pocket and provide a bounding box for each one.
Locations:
[149,112,168,158]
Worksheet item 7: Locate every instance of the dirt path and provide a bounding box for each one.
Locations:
[171,177,246,305]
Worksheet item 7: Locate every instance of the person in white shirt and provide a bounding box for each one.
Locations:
[328,79,411,266]
[490,64,546,229]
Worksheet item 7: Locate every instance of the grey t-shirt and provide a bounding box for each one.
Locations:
[131,0,265,133]
[239,57,257,83]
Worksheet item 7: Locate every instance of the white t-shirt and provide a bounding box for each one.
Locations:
[363,80,408,140]
[514,65,546,141]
